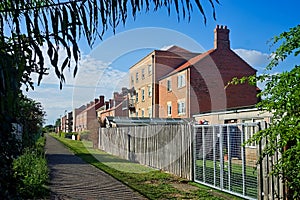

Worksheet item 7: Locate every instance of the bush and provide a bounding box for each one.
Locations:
[13,137,49,198]
[64,132,72,138]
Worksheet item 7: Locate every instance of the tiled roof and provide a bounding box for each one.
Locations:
[162,49,216,78]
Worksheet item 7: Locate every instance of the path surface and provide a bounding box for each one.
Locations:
[45,135,147,200]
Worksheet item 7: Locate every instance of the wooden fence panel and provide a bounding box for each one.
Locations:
[99,124,193,179]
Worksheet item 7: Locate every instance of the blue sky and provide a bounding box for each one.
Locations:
[24,0,300,124]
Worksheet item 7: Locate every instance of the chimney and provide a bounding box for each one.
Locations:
[95,98,99,104]
[90,101,94,106]
[99,95,104,106]
[105,101,109,110]
[113,92,119,99]
[214,25,230,49]
[122,87,128,96]
[109,99,114,108]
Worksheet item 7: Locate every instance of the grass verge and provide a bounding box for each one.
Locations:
[51,134,243,200]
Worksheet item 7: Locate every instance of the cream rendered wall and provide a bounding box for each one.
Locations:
[129,53,154,117]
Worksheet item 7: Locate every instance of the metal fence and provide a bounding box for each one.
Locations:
[193,123,260,200]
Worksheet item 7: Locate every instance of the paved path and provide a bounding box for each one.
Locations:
[45,135,147,200]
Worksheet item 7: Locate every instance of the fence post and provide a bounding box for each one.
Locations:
[257,122,264,200]
[128,133,131,160]
[202,126,206,183]
[191,124,195,181]
[241,124,246,196]
[98,127,101,149]
[219,125,224,189]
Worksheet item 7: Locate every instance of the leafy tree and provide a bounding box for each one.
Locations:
[254,25,300,199]
[232,25,300,199]
[18,95,46,148]
[0,0,219,197]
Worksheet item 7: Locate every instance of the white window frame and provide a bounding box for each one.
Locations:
[177,74,186,88]
[136,72,139,83]
[167,102,172,117]
[141,88,145,101]
[141,109,145,117]
[136,92,138,103]
[148,107,152,118]
[148,85,152,97]
[177,99,186,115]
[167,79,172,92]
[148,64,152,75]
[142,68,145,80]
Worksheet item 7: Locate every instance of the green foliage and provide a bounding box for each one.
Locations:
[0,0,219,89]
[13,136,49,199]
[245,25,300,199]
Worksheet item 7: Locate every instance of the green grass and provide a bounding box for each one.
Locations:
[51,134,243,200]
[196,159,258,198]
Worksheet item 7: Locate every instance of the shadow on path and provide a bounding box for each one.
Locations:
[45,134,147,200]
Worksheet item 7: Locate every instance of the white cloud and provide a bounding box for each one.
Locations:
[233,49,270,70]
[24,52,129,124]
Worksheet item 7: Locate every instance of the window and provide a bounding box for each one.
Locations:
[142,69,145,79]
[167,79,172,91]
[148,85,152,97]
[148,107,152,118]
[136,72,139,83]
[136,92,138,103]
[131,75,134,85]
[148,64,152,75]
[141,109,145,117]
[141,89,145,101]
[177,100,186,115]
[167,102,172,117]
[136,111,138,117]
[177,74,186,88]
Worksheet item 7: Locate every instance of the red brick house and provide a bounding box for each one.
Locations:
[97,88,130,127]
[75,96,104,133]
[159,25,258,118]
[129,46,199,118]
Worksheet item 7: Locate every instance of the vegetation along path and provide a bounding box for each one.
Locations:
[45,134,147,199]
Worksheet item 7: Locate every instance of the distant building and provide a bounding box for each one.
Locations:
[158,25,259,118]
[75,96,105,133]
[72,105,86,132]
[97,88,131,127]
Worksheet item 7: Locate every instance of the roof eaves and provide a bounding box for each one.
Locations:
[159,49,215,80]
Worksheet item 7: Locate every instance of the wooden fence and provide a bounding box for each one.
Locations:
[257,122,285,200]
[98,124,193,179]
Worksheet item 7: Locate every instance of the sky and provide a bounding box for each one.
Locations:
[23,0,300,124]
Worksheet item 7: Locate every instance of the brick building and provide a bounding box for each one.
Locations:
[97,88,130,127]
[129,46,198,118]
[158,25,259,118]
[75,96,104,133]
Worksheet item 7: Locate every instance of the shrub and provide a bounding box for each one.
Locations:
[13,137,49,198]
